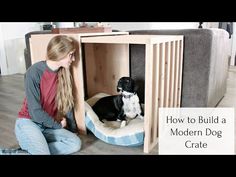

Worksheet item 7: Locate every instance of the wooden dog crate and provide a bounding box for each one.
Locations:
[81,35,184,153]
[29,32,183,153]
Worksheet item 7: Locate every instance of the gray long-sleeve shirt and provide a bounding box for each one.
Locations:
[18,61,77,132]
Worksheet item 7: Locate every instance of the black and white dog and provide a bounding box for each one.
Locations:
[92,77,144,128]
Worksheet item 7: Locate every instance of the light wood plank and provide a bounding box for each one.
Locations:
[72,37,86,134]
[82,35,184,44]
[144,43,154,153]
[84,43,129,97]
[160,43,165,107]
[174,40,180,107]
[170,41,176,107]
[166,42,171,107]
[177,39,184,107]
[152,44,159,146]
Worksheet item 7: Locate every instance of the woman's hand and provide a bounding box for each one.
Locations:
[61,117,67,128]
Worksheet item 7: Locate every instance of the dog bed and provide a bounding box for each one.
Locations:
[85,93,144,146]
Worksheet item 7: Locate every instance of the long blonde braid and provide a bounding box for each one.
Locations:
[46,35,75,118]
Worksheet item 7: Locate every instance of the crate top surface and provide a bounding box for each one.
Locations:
[81,34,183,44]
[30,32,129,39]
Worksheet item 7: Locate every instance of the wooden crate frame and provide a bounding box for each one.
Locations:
[30,33,183,153]
[81,35,184,153]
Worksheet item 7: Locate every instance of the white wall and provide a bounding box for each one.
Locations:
[109,22,198,31]
[0,25,7,75]
[4,38,26,74]
[0,22,41,75]
[1,22,41,40]
[109,22,151,31]
[202,22,219,28]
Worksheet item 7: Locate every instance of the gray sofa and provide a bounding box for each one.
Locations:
[128,29,230,107]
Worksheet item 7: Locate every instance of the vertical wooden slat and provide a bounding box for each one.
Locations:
[170,41,176,107]
[144,43,154,153]
[163,42,167,107]
[174,40,180,107]
[149,45,155,144]
[165,42,171,107]
[72,37,86,134]
[177,39,184,107]
[159,43,166,107]
[158,44,162,108]
[29,38,34,64]
[152,44,159,146]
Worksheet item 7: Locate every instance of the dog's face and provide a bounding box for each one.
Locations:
[117,77,135,93]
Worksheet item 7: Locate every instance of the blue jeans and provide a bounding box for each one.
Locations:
[15,118,81,155]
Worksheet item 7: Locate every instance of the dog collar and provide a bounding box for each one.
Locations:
[122,92,136,99]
